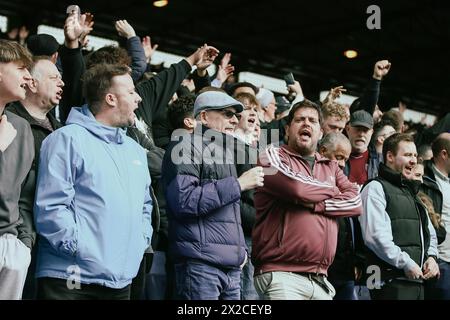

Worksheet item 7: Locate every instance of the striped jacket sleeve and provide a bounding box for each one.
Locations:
[260,146,340,203]
[315,164,362,217]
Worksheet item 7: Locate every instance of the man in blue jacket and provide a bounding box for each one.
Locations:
[34,64,152,300]
[162,90,264,300]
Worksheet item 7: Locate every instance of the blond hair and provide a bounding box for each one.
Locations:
[321,102,349,122]
[0,39,32,68]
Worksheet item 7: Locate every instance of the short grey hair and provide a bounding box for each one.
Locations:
[29,56,52,81]
[319,132,351,151]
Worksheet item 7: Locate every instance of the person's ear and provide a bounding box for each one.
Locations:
[105,93,116,107]
[345,124,350,135]
[28,78,38,94]
[319,145,327,155]
[199,111,208,125]
[386,150,395,164]
[51,52,58,64]
[184,117,196,129]
[284,124,289,142]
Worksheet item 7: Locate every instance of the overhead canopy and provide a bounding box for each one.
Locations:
[1,0,448,115]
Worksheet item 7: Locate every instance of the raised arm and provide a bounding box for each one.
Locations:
[350,60,391,115]
[322,86,347,106]
[59,11,88,123]
[135,44,219,126]
[211,53,234,88]
[115,20,147,82]
[141,35,159,65]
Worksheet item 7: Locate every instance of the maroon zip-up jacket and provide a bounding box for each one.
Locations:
[252,145,362,276]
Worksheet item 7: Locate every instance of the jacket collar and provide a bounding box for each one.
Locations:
[281,144,329,163]
[379,163,421,195]
[422,159,443,190]
[8,101,61,131]
[424,159,437,181]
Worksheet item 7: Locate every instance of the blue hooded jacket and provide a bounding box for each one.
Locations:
[34,106,152,289]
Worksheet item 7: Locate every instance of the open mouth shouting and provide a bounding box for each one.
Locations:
[403,165,415,177]
[298,128,312,141]
[56,89,63,101]
[247,117,256,127]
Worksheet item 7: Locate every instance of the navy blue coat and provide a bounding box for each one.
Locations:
[162,126,247,268]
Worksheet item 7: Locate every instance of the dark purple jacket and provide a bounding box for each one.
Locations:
[161,126,247,268]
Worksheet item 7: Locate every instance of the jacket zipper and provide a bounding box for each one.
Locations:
[232,164,242,267]
[311,158,326,274]
[415,201,424,268]
[235,203,242,266]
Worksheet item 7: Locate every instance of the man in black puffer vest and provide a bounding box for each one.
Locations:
[360,133,439,300]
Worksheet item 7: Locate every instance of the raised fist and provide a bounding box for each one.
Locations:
[373,60,391,80]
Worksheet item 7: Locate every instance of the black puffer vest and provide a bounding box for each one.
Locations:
[362,163,430,280]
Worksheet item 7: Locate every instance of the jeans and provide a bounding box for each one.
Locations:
[330,280,357,300]
[144,251,168,300]
[240,236,261,300]
[174,260,241,300]
[425,259,450,300]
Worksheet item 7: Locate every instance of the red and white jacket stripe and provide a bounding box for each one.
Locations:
[252,145,362,276]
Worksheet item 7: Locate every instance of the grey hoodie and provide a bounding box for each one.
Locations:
[0,110,35,248]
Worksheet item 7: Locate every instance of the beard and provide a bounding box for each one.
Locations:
[291,138,315,157]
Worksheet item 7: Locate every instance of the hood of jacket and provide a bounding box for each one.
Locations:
[66,105,127,144]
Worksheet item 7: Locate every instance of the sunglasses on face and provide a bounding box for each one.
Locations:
[219,109,242,120]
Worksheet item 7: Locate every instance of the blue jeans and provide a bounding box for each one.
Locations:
[240,236,261,300]
[425,260,450,300]
[174,260,241,300]
[144,251,167,300]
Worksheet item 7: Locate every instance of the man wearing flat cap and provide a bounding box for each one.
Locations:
[162,90,264,300]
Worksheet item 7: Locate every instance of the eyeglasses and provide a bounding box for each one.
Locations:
[219,110,241,120]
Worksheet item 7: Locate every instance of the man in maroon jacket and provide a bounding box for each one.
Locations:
[252,99,362,300]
